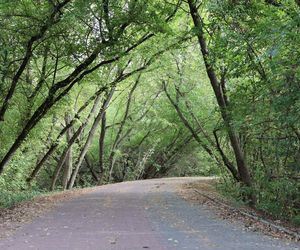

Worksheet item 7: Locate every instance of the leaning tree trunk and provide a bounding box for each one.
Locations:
[98,109,107,184]
[163,81,240,181]
[108,75,141,182]
[27,91,103,184]
[187,0,253,194]
[174,82,240,181]
[51,94,103,190]
[67,87,115,189]
[62,113,73,190]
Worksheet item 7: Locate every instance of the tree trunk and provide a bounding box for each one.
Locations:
[51,94,102,190]
[26,91,102,183]
[176,82,240,181]
[163,82,218,161]
[62,113,73,190]
[108,75,141,182]
[85,155,99,182]
[67,87,115,189]
[98,110,107,184]
[187,0,253,194]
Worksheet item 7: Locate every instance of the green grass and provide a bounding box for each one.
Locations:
[0,190,45,208]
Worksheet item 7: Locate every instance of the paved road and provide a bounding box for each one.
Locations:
[0,177,299,250]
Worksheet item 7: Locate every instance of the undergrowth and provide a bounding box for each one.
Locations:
[217,176,300,227]
[0,190,44,208]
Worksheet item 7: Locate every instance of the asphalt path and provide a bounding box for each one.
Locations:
[0,177,299,250]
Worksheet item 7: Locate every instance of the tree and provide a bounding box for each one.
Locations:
[187,0,253,202]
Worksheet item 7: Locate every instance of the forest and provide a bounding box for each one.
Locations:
[0,0,299,225]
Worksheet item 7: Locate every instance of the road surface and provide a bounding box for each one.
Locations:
[0,177,298,250]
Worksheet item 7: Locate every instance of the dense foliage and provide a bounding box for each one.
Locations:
[0,0,299,224]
